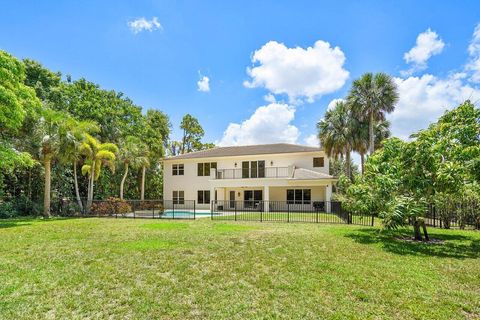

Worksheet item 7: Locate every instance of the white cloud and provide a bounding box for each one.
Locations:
[128,17,162,34]
[402,29,445,75]
[263,93,276,103]
[327,98,345,111]
[304,134,320,147]
[389,74,480,139]
[244,40,349,103]
[467,23,480,82]
[197,76,210,92]
[218,103,300,146]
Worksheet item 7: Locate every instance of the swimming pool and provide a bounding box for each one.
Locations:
[161,210,212,218]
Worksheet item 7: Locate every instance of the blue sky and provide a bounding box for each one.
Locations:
[2,0,480,145]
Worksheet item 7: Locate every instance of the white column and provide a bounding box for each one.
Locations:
[264,186,270,212]
[325,184,332,213]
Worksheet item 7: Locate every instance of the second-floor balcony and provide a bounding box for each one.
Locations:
[215,166,290,179]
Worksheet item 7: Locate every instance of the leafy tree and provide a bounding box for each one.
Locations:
[80,134,118,212]
[144,109,170,162]
[118,136,145,200]
[180,114,205,154]
[348,73,398,155]
[23,59,61,101]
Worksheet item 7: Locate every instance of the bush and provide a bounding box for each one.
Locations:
[90,197,132,216]
[0,196,42,218]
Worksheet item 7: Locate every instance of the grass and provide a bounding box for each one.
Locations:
[0,218,479,319]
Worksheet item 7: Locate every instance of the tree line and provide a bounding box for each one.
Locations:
[0,50,213,218]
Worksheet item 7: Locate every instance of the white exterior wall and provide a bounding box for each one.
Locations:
[163,151,332,209]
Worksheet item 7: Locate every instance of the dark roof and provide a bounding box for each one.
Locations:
[164,143,322,160]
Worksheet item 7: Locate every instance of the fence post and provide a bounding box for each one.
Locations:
[234,201,237,221]
[260,201,263,222]
[371,214,374,226]
[152,201,155,219]
[210,201,213,220]
[316,206,319,223]
[193,200,196,220]
[173,202,175,219]
[287,202,290,223]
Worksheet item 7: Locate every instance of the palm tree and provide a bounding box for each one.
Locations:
[351,119,391,174]
[118,136,142,200]
[35,108,68,218]
[317,101,355,179]
[137,143,150,201]
[348,72,398,155]
[59,119,99,212]
[80,134,118,212]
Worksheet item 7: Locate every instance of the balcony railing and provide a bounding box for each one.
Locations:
[215,167,289,179]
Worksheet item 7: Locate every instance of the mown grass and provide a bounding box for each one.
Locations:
[0,218,479,319]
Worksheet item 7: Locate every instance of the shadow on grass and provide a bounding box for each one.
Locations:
[344,227,480,259]
[0,217,72,229]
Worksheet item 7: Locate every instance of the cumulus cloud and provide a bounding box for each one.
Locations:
[389,74,480,139]
[327,98,345,111]
[467,23,480,82]
[244,40,349,103]
[128,17,162,34]
[197,76,210,92]
[304,134,320,147]
[402,29,445,76]
[218,103,300,146]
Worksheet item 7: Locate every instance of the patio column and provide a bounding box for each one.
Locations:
[264,186,270,212]
[325,184,332,213]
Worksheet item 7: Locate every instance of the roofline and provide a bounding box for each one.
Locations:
[162,143,323,161]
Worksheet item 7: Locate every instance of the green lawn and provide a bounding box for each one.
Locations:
[0,218,479,319]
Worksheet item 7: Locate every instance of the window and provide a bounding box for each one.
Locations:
[173,191,184,204]
[241,161,266,178]
[172,164,184,175]
[313,157,324,168]
[197,162,217,176]
[287,189,311,204]
[197,190,210,204]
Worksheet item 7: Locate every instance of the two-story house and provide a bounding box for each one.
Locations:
[162,143,336,211]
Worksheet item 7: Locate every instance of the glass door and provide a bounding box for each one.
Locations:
[229,191,235,209]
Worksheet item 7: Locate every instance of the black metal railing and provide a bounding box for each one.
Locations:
[210,200,374,226]
[216,167,289,179]
[55,199,197,220]
[424,203,480,230]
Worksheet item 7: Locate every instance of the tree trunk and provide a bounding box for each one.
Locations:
[369,112,375,155]
[360,153,365,174]
[345,150,351,180]
[73,160,84,213]
[140,165,146,200]
[120,163,129,200]
[87,161,95,213]
[43,157,51,218]
[421,220,430,241]
[413,219,423,241]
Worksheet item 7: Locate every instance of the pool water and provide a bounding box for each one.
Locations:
[161,210,211,218]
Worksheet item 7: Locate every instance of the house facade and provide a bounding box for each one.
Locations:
[162,143,336,211]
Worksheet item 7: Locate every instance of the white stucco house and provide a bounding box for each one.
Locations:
[162,143,336,211]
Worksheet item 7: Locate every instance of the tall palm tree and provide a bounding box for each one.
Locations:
[118,136,142,200]
[137,143,150,201]
[317,101,355,179]
[80,134,118,212]
[35,108,67,218]
[59,119,99,212]
[351,119,391,174]
[348,72,398,155]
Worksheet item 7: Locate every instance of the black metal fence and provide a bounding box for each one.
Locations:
[55,199,197,220]
[210,200,374,226]
[424,203,480,230]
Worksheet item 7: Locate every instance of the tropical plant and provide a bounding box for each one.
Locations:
[348,72,398,155]
[80,134,118,212]
[317,100,355,179]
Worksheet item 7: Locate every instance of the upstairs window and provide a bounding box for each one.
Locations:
[172,164,184,175]
[197,162,217,176]
[241,161,265,178]
[173,191,184,204]
[313,157,324,168]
